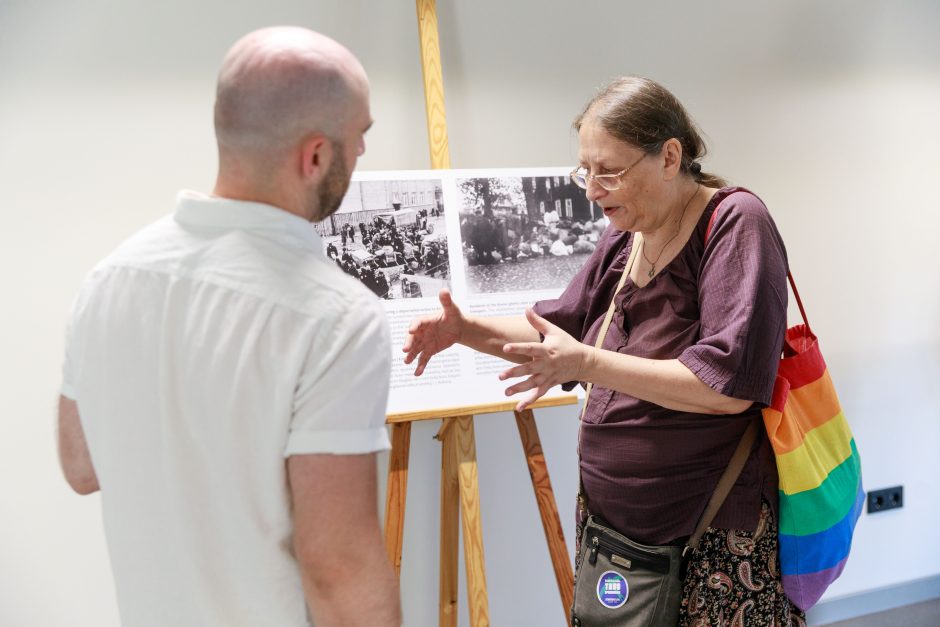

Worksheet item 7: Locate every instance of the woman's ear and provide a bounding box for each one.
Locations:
[661,138,683,180]
[300,134,332,183]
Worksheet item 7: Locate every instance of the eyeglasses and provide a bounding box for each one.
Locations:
[570,152,646,191]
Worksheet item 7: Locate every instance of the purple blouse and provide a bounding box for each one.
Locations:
[533,187,788,544]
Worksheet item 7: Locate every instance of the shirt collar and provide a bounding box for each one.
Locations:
[173,190,324,253]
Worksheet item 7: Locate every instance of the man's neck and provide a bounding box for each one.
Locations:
[213,176,313,222]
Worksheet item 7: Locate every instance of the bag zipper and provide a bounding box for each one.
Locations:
[588,533,671,574]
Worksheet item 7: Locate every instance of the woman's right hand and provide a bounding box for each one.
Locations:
[402,289,465,376]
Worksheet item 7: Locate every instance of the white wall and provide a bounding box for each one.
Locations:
[2,1,938,625]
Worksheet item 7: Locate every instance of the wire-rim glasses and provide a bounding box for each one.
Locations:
[570,152,646,191]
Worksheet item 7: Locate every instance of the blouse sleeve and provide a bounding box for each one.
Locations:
[678,191,788,405]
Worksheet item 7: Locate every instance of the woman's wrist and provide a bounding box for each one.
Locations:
[578,345,599,384]
[456,313,479,348]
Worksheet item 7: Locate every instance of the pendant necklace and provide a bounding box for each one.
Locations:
[641,185,700,279]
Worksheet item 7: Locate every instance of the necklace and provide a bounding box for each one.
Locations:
[641,184,700,279]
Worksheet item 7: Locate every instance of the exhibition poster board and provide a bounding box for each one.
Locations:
[318,167,605,414]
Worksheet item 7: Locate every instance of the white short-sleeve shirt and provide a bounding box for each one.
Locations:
[62,191,391,627]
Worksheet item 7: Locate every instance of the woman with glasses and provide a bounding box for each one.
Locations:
[403,76,802,626]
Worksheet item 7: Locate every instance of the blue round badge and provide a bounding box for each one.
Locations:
[596,570,629,609]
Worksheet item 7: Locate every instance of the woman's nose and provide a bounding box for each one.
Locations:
[585,178,607,203]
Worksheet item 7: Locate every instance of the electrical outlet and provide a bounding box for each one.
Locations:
[867,486,903,514]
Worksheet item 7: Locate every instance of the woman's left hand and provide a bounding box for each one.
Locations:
[499,308,593,412]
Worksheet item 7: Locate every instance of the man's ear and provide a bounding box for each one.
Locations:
[661,138,683,181]
[300,134,332,182]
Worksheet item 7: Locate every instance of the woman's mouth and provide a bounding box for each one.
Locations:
[602,206,620,215]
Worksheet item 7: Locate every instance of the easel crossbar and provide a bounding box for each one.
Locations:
[386,395,578,424]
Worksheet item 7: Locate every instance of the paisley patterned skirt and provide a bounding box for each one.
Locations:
[679,499,806,627]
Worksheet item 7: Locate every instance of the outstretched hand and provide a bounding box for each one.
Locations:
[499,308,593,412]
[402,289,464,376]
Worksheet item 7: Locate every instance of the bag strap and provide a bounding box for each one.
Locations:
[576,234,641,514]
[578,233,643,421]
[685,419,758,552]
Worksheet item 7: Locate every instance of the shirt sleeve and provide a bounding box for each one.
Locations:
[678,192,788,405]
[285,293,392,456]
[60,289,87,400]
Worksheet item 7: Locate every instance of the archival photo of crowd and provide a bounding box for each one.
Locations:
[456,175,606,294]
[313,179,450,300]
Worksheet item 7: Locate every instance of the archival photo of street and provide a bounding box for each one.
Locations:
[313,179,450,300]
[457,175,606,294]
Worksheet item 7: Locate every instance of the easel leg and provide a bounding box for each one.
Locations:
[514,409,575,623]
[454,415,490,626]
[436,420,459,627]
[384,422,412,577]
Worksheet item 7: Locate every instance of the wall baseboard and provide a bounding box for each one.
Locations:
[807,575,940,625]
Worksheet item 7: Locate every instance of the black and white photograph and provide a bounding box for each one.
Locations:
[313,179,451,300]
[457,175,607,294]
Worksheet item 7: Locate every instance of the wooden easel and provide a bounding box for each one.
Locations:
[384,399,577,627]
[381,3,577,626]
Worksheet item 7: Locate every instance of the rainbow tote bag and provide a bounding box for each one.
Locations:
[762,274,864,611]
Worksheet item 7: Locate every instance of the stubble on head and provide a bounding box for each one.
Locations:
[212,26,369,216]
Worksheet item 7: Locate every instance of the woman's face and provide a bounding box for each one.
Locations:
[577,118,660,233]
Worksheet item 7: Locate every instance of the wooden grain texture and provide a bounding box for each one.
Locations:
[515,409,575,622]
[383,422,412,576]
[438,418,459,627]
[387,394,578,424]
[454,416,490,626]
[415,0,451,169]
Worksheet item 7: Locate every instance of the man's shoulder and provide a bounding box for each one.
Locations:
[77,216,384,327]
[302,264,381,312]
[84,216,179,278]
[275,259,385,333]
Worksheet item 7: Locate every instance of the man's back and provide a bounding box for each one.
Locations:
[62,192,391,626]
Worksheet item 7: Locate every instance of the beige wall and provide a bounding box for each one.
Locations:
[2,1,938,625]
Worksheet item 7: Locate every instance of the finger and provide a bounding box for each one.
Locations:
[414,350,433,377]
[516,386,547,413]
[524,307,553,335]
[439,289,462,318]
[407,316,432,334]
[504,374,541,397]
[502,342,545,357]
[438,288,454,310]
[498,362,534,381]
[402,334,423,363]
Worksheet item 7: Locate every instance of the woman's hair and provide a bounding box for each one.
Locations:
[574,76,728,188]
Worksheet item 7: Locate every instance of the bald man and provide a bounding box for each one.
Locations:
[57,27,401,626]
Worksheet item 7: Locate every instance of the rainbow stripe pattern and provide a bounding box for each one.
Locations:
[763,324,863,611]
